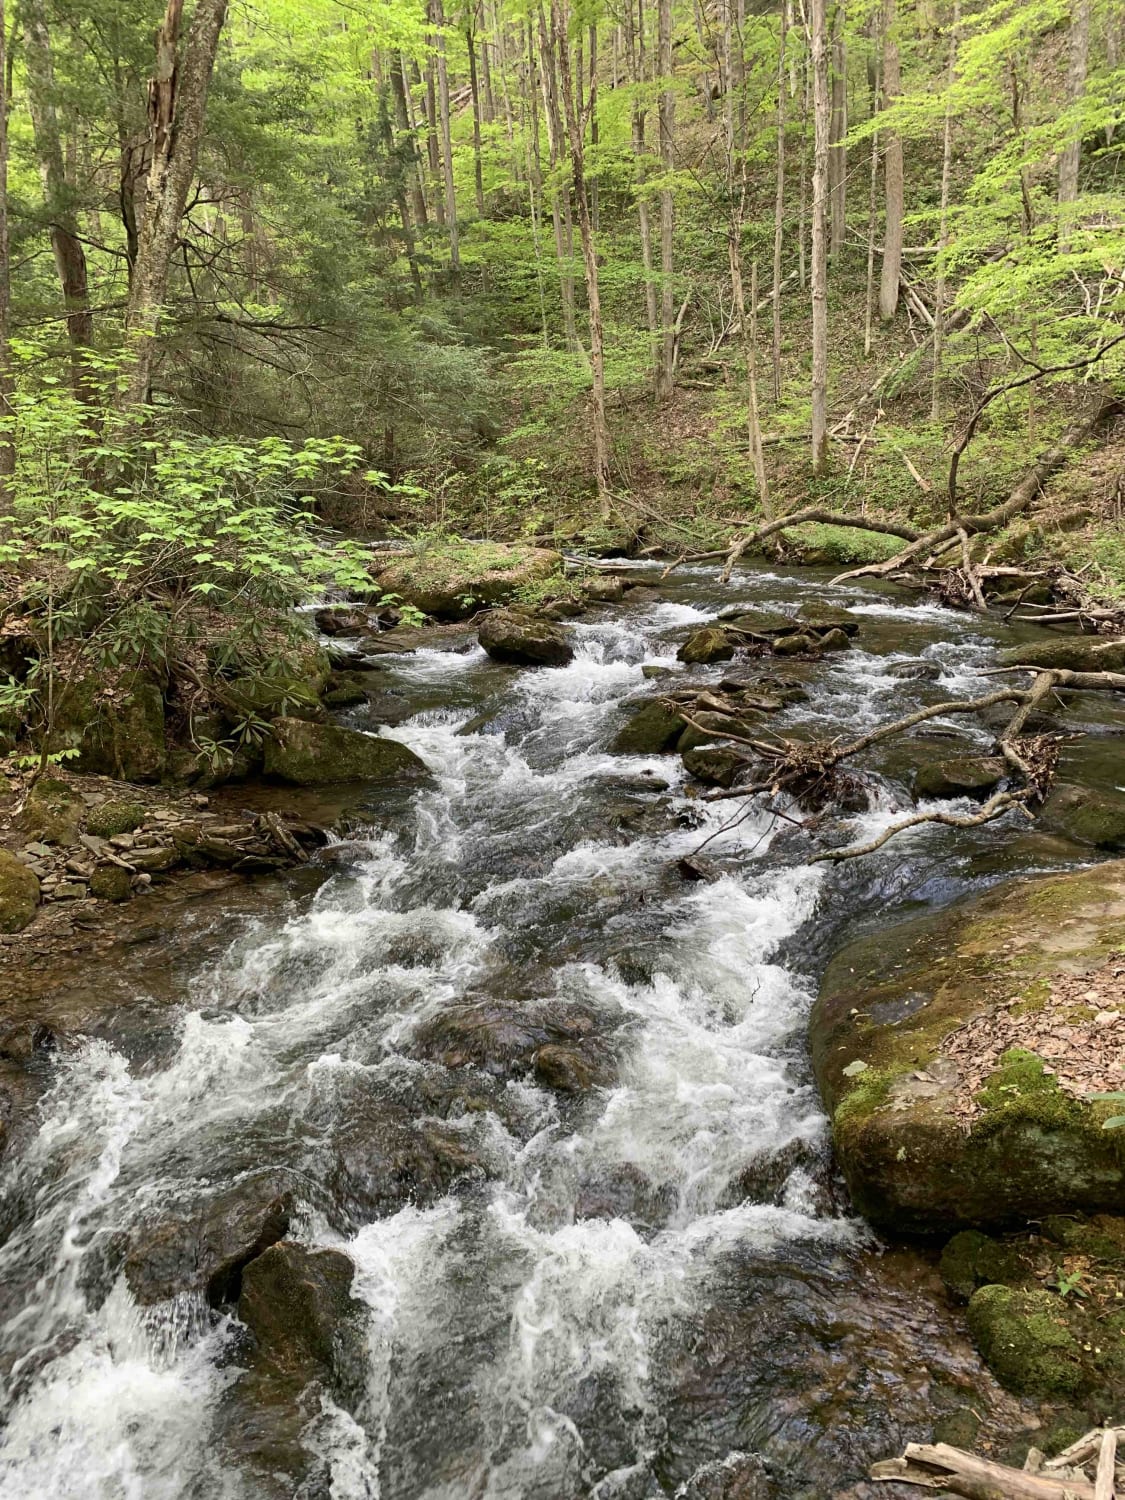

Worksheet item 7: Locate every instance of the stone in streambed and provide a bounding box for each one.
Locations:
[771,632,816,657]
[263,717,430,786]
[796,602,861,635]
[810,861,1125,1234]
[533,1043,615,1092]
[610,699,685,754]
[817,627,852,652]
[1040,784,1125,850]
[86,798,146,839]
[913,755,1006,801]
[998,637,1125,673]
[477,608,574,667]
[677,627,735,665]
[238,1242,362,1372]
[965,1285,1113,1399]
[939,1229,1030,1304]
[372,543,564,620]
[681,744,756,788]
[89,862,133,901]
[0,849,40,932]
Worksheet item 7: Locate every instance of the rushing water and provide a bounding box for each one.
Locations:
[1,563,1109,1499]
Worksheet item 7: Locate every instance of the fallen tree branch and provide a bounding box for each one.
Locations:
[811,790,1026,864]
[717,505,921,585]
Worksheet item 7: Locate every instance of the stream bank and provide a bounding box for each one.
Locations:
[0,558,1123,1497]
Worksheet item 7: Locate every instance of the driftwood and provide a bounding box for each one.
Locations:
[874,1429,1124,1500]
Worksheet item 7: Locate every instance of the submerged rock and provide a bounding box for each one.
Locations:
[998,637,1125,673]
[611,698,685,754]
[811,862,1125,1233]
[0,850,39,933]
[477,608,574,667]
[263,717,430,786]
[681,744,755,788]
[913,755,1007,801]
[678,627,735,665]
[238,1241,362,1373]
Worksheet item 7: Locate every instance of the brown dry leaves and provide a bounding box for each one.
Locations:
[943,951,1125,1127]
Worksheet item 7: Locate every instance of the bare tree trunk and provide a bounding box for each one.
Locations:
[828,0,847,257]
[798,35,809,290]
[393,55,429,228]
[1058,0,1090,214]
[931,0,958,418]
[552,0,611,513]
[121,0,229,411]
[467,20,487,216]
[0,0,14,491]
[434,0,460,278]
[656,0,675,401]
[588,24,599,231]
[479,3,496,124]
[24,0,94,399]
[878,0,903,321]
[811,0,830,471]
[538,7,581,353]
[524,22,551,347]
[863,48,880,356]
[731,254,771,514]
[771,2,787,401]
[630,0,659,367]
[424,39,445,226]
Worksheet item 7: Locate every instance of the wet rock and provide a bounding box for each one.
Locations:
[676,1453,778,1499]
[313,605,372,636]
[575,1163,677,1232]
[125,1181,294,1305]
[372,544,564,620]
[128,845,179,873]
[887,659,942,682]
[86,799,147,839]
[796,602,861,635]
[477,608,574,667]
[939,1229,1030,1303]
[1040,784,1125,850]
[678,627,735,665]
[677,711,759,754]
[322,671,373,709]
[533,1042,615,1091]
[718,608,798,636]
[913,756,1006,801]
[0,850,39,932]
[811,862,1125,1233]
[413,998,619,1090]
[681,745,755,789]
[263,717,431,786]
[677,854,722,882]
[238,1241,362,1373]
[642,662,678,679]
[16,777,83,845]
[817,627,852,652]
[998,637,1125,674]
[965,1286,1092,1398]
[610,699,685,754]
[771,632,815,657]
[584,576,626,603]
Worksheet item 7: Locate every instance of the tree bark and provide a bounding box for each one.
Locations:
[0,0,14,490]
[656,0,675,402]
[630,0,659,371]
[1058,0,1090,210]
[537,7,581,353]
[24,0,94,399]
[811,0,830,471]
[931,0,958,418]
[771,1,787,401]
[424,46,445,226]
[434,0,460,278]
[828,0,847,257]
[863,46,880,355]
[467,20,487,216]
[393,55,429,229]
[878,0,903,320]
[552,0,611,512]
[121,0,229,411]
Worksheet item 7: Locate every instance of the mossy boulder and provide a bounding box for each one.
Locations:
[1040,784,1125,850]
[89,863,133,902]
[677,627,735,665]
[610,699,685,754]
[0,850,39,932]
[55,675,167,783]
[222,645,331,726]
[477,609,574,667]
[998,637,1125,673]
[263,717,431,786]
[939,1229,1030,1303]
[372,543,564,620]
[86,799,146,839]
[913,756,1007,802]
[965,1286,1090,1397]
[681,744,755,788]
[811,862,1125,1233]
[16,776,82,845]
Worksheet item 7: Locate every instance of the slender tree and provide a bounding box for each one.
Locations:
[878,0,903,320]
[434,0,461,277]
[1058,0,1090,213]
[931,0,958,418]
[0,0,13,490]
[828,1,847,256]
[811,0,830,471]
[656,0,675,401]
[771,1,787,401]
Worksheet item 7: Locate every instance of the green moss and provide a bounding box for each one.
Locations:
[966,1285,1087,1397]
[86,799,146,839]
[833,1065,899,1134]
[0,849,40,932]
[975,1049,1085,1133]
[940,1229,1030,1303]
[17,776,82,844]
[780,523,906,565]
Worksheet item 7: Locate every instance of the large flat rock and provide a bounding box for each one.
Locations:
[811,862,1125,1233]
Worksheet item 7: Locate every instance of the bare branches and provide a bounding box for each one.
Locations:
[812,790,1024,864]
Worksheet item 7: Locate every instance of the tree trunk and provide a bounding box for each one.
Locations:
[931,0,957,418]
[394,54,429,228]
[467,22,486,216]
[798,38,809,290]
[434,0,460,278]
[552,0,611,513]
[479,3,496,124]
[24,0,94,400]
[537,7,581,353]
[424,45,445,226]
[0,0,14,490]
[863,28,880,355]
[630,0,659,368]
[121,0,229,411]
[1058,0,1090,211]
[656,0,675,401]
[878,0,903,321]
[811,0,830,471]
[771,2,787,402]
[828,0,847,257]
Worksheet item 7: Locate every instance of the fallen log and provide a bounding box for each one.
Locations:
[872,1441,1099,1499]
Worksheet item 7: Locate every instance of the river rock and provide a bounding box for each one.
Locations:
[771,632,815,656]
[610,699,685,754]
[238,1241,362,1372]
[1040,784,1125,849]
[913,755,1007,801]
[998,637,1125,673]
[677,627,735,664]
[313,605,372,636]
[810,861,1125,1233]
[64,674,168,782]
[372,544,563,620]
[477,609,574,667]
[584,575,627,603]
[796,602,861,635]
[263,717,430,786]
[413,998,619,1090]
[965,1284,1125,1400]
[16,776,82,846]
[681,744,756,788]
[0,850,40,932]
[817,627,852,652]
[125,1179,294,1305]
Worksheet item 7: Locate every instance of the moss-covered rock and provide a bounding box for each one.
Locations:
[89,863,133,902]
[811,862,1125,1233]
[222,646,330,726]
[477,609,574,667]
[965,1286,1088,1397]
[610,699,686,754]
[86,799,146,839]
[372,543,564,620]
[999,637,1125,673]
[913,756,1007,802]
[681,744,755,788]
[263,717,431,786]
[16,776,82,845]
[1040,784,1125,850]
[57,675,168,783]
[0,850,39,932]
[939,1229,1030,1303]
[677,627,735,665]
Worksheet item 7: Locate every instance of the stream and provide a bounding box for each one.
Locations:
[2,561,1120,1500]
